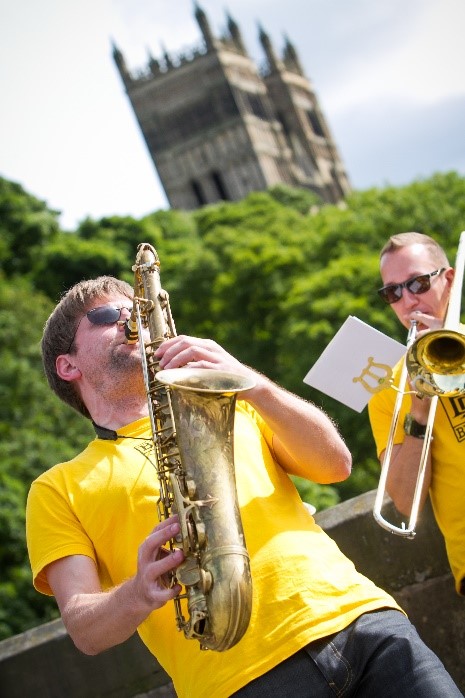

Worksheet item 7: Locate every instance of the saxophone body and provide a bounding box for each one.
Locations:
[126,243,254,651]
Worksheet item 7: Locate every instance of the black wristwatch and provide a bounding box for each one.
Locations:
[403,413,427,438]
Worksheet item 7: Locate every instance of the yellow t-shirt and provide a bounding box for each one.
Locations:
[27,402,400,698]
[368,359,465,593]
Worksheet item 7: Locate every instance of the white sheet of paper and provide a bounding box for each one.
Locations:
[303,316,405,412]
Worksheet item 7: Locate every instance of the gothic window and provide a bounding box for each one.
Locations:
[218,86,241,118]
[247,93,268,120]
[306,110,325,137]
[238,90,270,120]
[191,179,207,206]
[276,111,291,137]
[211,171,229,200]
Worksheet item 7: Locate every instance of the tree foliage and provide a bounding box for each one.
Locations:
[1,171,464,639]
[0,273,94,638]
[0,178,60,277]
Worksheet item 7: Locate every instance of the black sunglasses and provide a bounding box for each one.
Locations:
[66,304,133,353]
[377,268,446,305]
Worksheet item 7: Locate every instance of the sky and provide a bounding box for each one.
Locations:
[1,0,465,231]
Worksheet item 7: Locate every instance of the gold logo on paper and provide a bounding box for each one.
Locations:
[353,357,393,394]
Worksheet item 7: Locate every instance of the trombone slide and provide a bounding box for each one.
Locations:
[372,321,429,538]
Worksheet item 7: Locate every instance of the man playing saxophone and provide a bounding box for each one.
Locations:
[27,268,461,697]
[369,231,465,596]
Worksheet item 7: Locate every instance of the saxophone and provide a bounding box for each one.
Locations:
[125,243,254,651]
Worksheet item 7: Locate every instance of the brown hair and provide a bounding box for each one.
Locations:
[380,232,450,267]
[41,276,133,418]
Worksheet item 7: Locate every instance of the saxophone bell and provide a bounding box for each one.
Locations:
[157,367,255,651]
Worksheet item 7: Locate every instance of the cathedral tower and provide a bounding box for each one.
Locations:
[113,3,350,210]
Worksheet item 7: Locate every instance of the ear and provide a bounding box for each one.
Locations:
[56,354,82,382]
[445,267,455,288]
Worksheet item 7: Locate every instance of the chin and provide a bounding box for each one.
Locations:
[111,347,142,372]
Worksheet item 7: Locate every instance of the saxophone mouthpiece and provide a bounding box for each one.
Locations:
[124,317,139,344]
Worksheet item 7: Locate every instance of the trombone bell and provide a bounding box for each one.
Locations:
[406,329,465,397]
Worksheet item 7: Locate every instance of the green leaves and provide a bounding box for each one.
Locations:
[0,274,93,638]
[0,178,60,277]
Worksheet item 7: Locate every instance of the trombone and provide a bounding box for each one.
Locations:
[373,230,465,538]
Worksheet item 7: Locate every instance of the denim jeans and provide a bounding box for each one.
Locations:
[231,610,463,697]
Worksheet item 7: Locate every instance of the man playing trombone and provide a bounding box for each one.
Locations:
[368,231,465,594]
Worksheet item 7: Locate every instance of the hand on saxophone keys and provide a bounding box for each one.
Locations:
[134,516,184,610]
[154,334,259,395]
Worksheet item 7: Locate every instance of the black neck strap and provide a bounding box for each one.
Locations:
[92,421,119,441]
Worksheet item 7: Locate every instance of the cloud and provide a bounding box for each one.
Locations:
[335,92,465,189]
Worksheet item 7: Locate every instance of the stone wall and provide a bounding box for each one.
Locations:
[1,490,464,696]
[0,618,175,698]
[316,491,465,691]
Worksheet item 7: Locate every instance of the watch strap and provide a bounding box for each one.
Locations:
[403,413,427,438]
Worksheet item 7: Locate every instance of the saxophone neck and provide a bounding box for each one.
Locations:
[125,241,165,344]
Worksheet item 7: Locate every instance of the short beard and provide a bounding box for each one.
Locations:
[108,344,145,391]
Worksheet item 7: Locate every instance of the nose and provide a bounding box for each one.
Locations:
[402,288,420,309]
[117,308,132,325]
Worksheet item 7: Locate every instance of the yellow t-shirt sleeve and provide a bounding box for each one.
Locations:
[26,476,96,595]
